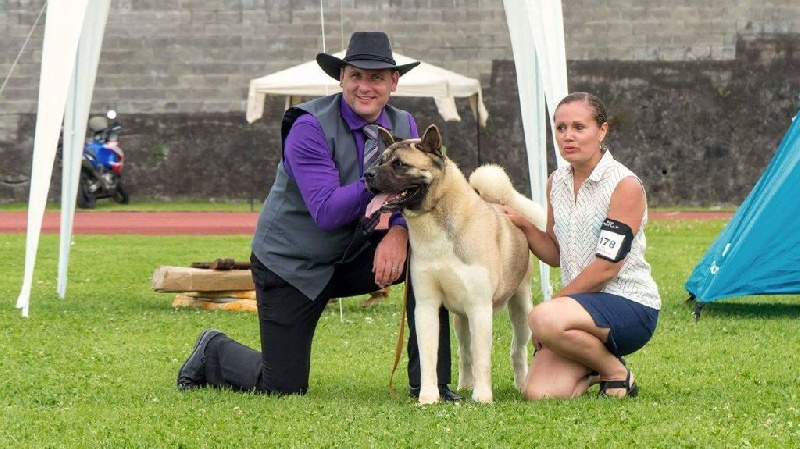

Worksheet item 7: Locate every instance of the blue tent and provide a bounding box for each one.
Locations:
[685,114,800,319]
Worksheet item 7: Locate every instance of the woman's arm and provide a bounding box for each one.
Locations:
[502,176,561,267]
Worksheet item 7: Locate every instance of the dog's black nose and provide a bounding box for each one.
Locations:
[364,169,376,182]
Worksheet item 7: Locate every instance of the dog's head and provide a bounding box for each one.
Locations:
[364,124,447,217]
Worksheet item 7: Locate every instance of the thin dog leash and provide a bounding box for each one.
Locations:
[388,258,410,398]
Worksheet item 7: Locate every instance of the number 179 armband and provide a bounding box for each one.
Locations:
[595,218,633,263]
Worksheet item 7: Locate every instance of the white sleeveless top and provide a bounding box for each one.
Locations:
[551,150,661,310]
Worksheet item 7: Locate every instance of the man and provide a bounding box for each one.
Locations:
[176,31,460,401]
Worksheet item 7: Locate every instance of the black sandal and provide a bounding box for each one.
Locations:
[599,368,639,398]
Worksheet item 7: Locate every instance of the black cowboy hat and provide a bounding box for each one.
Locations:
[316,31,420,81]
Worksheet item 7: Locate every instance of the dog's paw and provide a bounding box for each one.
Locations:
[418,395,439,405]
[418,385,440,405]
[472,388,493,403]
[457,376,474,391]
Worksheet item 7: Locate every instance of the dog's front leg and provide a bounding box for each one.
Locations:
[415,302,441,404]
[468,305,494,403]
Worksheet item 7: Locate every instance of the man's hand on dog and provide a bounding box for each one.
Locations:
[373,225,409,287]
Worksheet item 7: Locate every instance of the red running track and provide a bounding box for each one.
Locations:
[0,210,733,236]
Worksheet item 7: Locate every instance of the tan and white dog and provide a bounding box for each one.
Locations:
[364,125,546,403]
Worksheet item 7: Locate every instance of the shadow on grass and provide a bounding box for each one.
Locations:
[693,300,800,319]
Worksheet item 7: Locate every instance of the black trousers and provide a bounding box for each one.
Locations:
[203,231,452,394]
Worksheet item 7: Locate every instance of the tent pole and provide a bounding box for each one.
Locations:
[249,124,256,212]
[476,109,482,165]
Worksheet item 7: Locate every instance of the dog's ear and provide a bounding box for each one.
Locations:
[419,124,444,157]
[377,126,397,150]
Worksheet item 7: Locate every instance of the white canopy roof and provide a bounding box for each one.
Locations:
[245,52,489,126]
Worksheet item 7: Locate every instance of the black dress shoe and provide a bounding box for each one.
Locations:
[438,385,463,402]
[177,329,224,390]
[408,384,464,402]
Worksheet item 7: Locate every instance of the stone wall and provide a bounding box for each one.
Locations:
[1,1,800,206]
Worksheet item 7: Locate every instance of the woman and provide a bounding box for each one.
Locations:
[502,92,660,399]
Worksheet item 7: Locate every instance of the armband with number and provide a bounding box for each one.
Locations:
[595,218,633,263]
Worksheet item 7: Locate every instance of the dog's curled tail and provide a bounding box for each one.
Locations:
[469,163,546,231]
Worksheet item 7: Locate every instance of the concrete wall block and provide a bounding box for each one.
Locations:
[633,21,667,36]
[652,46,693,61]
[0,63,39,77]
[240,62,277,78]
[477,18,509,36]
[98,62,151,76]
[463,7,503,22]
[8,10,47,26]
[480,47,512,64]
[136,9,193,26]
[569,46,602,61]
[290,9,322,24]
[580,21,610,39]
[645,34,673,48]
[386,23,434,38]
[686,45,713,60]
[130,0,182,10]
[606,45,636,61]
[0,75,37,90]
[710,45,736,60]
[620,6,662,21]
[189,10,240,25]
[693,32,726,47]
[260,9,291,24]
[447,60,490,79]
[763,7,800,22]
[0,87,36,101]
[441,9,468,23]
[111,11,163,31]
[384,9,422,21]
[441,32,486,49]
[200,100,247,113]
[0,100,36,114]
[230,0,269,9]
[239,10,272,25]
[762,22,792,34]
[0,115,20,140]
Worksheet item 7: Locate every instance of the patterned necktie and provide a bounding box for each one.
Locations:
[362,124,381,170]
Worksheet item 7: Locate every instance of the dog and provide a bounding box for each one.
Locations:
[364,124,546,403]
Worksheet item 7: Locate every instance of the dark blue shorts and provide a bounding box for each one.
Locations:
[570,292,659,357]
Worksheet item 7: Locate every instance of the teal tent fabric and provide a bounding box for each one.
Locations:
[685,115,800,303]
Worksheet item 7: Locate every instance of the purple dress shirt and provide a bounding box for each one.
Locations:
[282,98,418,231]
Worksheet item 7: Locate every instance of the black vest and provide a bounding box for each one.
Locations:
[251,93,412,300]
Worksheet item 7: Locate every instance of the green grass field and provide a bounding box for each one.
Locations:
[1,218,798,447]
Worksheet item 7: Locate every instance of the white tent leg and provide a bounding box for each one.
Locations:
[17,0,92,317]
[58,0,111,299]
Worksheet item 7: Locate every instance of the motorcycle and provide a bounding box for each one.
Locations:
[70,109,130,209]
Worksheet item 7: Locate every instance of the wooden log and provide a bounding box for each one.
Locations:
[172,294,256,312]
[151,266,254,292]
[183,290,256,300]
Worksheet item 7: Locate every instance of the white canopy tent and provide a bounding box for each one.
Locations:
[17,0,567,316]
[245,52,489,126]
